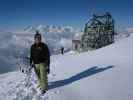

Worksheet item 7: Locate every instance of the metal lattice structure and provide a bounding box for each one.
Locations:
[81,12,115,51]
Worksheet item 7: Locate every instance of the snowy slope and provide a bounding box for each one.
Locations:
[0,34,133,100]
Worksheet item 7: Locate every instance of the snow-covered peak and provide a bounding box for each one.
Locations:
[24,26,36,32]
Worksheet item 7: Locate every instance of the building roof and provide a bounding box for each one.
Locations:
[72,40,81,43]
[73,32,84,40]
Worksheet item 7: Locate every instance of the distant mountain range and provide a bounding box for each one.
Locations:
[24,25,80,34]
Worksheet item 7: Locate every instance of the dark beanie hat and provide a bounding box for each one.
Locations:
[34,30,41,39]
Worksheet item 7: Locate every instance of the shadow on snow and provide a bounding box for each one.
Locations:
[48,65,114,90]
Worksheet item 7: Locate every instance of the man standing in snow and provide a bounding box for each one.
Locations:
[30,31,50,94]
[61,46,64,55]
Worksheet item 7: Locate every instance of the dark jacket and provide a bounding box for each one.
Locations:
[30,42,50,67]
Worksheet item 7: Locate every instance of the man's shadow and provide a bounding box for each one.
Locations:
[48,65,114,90]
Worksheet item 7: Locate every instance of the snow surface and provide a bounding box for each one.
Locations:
[0,33,133,100]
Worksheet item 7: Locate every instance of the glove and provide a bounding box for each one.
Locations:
[46,67,50,74]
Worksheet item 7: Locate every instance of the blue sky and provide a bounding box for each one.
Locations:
[0,0,133,30]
